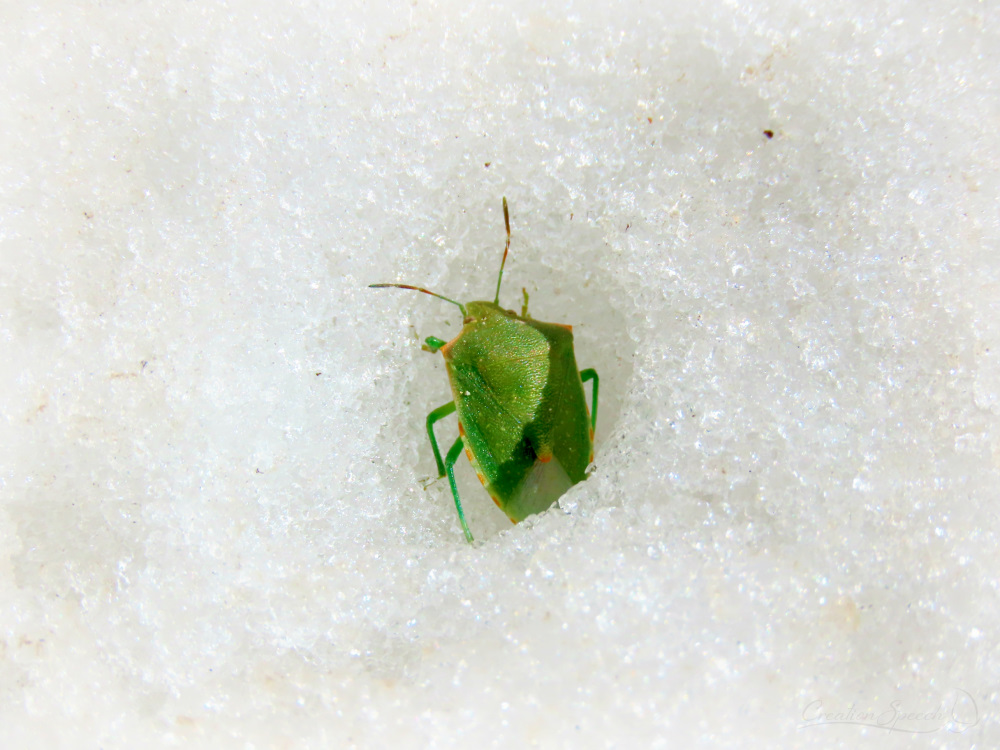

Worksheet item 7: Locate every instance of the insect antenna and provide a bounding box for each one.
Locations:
[369,283,467,317]
[493,196,511,305]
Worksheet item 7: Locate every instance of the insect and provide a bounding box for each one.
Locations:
[371,198,599,543]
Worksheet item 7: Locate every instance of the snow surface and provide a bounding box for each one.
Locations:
[1,0,998,747]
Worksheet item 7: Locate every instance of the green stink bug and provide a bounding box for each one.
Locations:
[371,198,599,543]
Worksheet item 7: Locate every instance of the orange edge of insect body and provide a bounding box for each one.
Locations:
[458,422,488,485]
[439,333,462,358]
[457,427,507,516]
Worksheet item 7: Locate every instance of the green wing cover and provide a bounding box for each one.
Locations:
[442,304,592,522]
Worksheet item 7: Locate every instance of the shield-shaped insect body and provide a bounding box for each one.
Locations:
[371,199,598,542]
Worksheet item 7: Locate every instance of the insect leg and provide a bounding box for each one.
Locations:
[423,336,447,353]
[579,368,599,431]
[521,287,530,318]
[444,436,474,543]
[426,401,457,477]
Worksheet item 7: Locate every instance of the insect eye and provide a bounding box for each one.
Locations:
[505,309,517,317]
[463,317,476,325]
